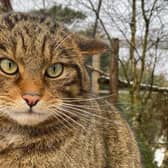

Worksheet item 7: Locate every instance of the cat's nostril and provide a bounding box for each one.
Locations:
[22,95,40,107]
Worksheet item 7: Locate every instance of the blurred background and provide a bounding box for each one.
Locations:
[1,0,168,167]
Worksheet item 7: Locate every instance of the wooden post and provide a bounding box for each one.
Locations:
[92,54,100,94]
[110,38,119,104]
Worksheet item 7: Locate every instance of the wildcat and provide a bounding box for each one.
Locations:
[0,12,141,168]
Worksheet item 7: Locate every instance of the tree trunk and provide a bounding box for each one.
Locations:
[110,38,119,105]
[129,0,137,107]
[129,0,142,128]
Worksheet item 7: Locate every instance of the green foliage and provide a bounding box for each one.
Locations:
[118,91,168,168]
[137,130,158,168]
[48,5,86,23]
[119,102,158,167]
[32,5,86,24]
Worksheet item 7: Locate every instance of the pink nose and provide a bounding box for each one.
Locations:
[22,94,40,107]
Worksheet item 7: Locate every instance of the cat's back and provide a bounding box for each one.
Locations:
[98,100,142,168]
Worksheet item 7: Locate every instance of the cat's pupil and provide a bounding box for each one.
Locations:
[8,62,12,69]
[53,66,56,72]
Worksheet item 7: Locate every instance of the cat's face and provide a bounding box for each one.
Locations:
[0,12,107,127]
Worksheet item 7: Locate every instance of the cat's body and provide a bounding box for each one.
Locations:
[0,12,141,168]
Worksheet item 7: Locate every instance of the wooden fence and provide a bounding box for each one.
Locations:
[89,38,168,103]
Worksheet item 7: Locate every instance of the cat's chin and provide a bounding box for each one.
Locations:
[8,112,50,126]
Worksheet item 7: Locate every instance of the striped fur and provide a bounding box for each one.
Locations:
[0,12,141,168]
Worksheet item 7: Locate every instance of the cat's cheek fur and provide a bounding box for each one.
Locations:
[3,99,48,126]
[64,84,81,96]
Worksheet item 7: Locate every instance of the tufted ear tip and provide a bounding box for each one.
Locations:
[75,35,108,56]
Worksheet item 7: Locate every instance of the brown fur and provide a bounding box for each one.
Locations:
[0,12,142,167]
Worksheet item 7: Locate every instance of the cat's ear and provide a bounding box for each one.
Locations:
[75,35,108,56]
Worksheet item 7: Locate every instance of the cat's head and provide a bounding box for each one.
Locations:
[0,12,108,127]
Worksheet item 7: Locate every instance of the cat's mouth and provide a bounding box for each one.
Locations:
[7,108,50,126]
[14,109,45,115]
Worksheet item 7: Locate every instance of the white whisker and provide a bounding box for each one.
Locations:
[55,107,86,131]
[61,95,113,102]
[52,105,95,124]
[49,110,73,130]
[61,103,111,122]
[61,149,80,168]
[55,33,73,51]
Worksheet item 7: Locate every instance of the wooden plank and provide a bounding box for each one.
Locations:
[87,66,168,93]
[91,54,100,94]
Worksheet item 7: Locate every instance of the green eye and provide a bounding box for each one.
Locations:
[45,63,63,78]
[0,58,18,75]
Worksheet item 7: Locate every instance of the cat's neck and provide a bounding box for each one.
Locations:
[0,117,77,154]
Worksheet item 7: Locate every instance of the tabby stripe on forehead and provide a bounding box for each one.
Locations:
[3,13,37,30]
[18,32,26,50]
[0,44,6,51]
[59,48,72,57]
[39,16,46,23]
[23,26,32,38]
[4,15,15,29]
[42,35,47,56]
